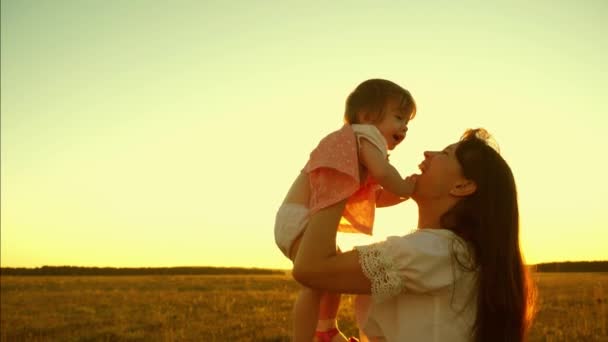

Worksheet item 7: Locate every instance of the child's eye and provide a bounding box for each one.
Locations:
[396,115,403,120]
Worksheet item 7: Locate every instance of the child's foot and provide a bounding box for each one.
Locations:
[314,328,348,342]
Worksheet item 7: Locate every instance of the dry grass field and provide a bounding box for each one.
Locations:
[1,272,606,341]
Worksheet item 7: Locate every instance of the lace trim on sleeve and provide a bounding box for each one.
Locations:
[355,243,404,303]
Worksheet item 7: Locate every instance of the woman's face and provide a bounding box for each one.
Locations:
[413,142,467,201]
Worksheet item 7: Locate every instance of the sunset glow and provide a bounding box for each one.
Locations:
[2,0,607,269]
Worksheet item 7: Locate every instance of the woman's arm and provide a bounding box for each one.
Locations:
[292,199,372,294]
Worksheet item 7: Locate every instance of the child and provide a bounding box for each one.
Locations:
[275,79,417,342]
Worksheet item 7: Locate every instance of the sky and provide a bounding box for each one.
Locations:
[1,0,607,270]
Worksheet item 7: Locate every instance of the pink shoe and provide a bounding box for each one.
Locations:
[315,328,339,342]
[348,338,359,342]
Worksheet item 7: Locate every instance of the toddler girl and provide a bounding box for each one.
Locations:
[275,78,417,342]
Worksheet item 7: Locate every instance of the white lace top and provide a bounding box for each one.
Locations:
[354,229,478,342]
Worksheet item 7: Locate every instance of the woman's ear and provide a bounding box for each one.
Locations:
[449,180,477,197]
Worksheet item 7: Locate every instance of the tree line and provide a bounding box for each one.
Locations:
[1,261,607,276]
[0,266,285,276]
[533,261,608,273]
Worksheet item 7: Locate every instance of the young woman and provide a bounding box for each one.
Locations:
[293,129,535,342]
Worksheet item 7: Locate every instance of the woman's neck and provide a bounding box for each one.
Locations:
[416,198,456,229]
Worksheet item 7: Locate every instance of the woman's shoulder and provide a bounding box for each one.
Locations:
[388,228,460,247]
[372,229,471,265]
[355,228,474,300]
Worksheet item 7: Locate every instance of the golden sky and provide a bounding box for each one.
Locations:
[2,0,607,269]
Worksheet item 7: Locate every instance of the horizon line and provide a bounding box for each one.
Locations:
[2,260,608,270]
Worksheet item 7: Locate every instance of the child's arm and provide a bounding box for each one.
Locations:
[359,139,415,198]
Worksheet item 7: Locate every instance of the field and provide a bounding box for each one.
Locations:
[1,273,607,341]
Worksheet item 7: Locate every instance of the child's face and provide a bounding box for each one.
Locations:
[373,98,410,150]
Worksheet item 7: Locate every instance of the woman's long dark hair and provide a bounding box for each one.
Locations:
[441,129,535,342]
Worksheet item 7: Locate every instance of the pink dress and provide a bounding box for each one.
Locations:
[304,124,387,235]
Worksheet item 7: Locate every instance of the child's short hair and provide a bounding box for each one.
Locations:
[344,79,416,124]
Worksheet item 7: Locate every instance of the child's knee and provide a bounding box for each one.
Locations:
[300,286,323,300]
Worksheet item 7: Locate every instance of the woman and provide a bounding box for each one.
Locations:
[293,129,535,342]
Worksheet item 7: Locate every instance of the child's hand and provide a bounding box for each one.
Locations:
[403,174,418,195]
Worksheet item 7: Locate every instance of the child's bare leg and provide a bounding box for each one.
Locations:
[293,287,322,342]
[317,292,348,342]
[354,295,372,342]
[291,236,319,341]
[290,237,347,342]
